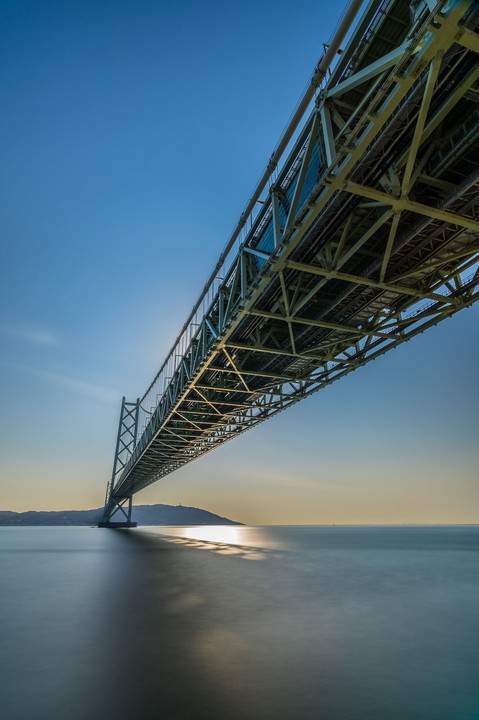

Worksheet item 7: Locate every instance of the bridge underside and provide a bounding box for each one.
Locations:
[104,0,479,517]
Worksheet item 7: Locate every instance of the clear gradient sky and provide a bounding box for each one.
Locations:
[1,0,478,524]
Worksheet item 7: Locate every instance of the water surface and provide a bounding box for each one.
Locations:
[1,525,478,719]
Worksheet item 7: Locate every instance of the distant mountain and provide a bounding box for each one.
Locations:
[0,504,242,527]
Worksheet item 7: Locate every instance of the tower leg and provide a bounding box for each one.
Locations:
[98,495,136,528]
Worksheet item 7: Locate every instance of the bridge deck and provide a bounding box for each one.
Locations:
[104,0,479,517]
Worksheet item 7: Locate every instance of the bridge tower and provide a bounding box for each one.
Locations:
[99,397,140,528]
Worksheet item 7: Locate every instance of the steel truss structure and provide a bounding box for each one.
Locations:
[102,0,479,519]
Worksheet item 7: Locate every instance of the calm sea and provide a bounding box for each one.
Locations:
[1,525,478,720]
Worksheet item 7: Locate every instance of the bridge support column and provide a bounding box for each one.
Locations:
[98,495,136,528]
[99,397,139,528]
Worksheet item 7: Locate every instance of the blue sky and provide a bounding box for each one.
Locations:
[1,0,478,523]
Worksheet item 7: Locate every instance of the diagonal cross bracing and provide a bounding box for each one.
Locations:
[104,0,479,510]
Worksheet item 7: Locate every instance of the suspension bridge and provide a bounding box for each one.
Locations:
[100,0,479,527]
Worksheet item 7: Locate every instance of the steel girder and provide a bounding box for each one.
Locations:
[108,0,479,502]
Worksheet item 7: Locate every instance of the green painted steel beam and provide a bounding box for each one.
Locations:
[344,181,479,231]
[325,42,408,100]
[283,259,457,304]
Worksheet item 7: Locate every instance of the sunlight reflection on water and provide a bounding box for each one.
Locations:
[182,525,243,545]
[136,525,282,559]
